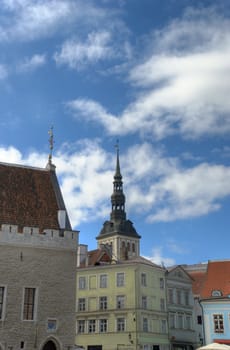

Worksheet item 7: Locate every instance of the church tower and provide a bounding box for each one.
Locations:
[96,144,141,261]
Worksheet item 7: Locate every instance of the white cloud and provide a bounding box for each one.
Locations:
[17,54,46,72]
[67,6,230,139]
[144,247,175,267]
[54,31,113,69]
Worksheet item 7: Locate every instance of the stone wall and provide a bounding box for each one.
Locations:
[0,226,78,350]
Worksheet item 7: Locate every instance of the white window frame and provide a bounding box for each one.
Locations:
[88,319,96,333]
[78,319,85,334]
[116,272,125,287]
[99,274,108,288]
[99,296,107,310]
[79,276,86,290]
[78,298,86,311]
[99,318,108,333]
[117,295,125,309]
[117,317,126,332]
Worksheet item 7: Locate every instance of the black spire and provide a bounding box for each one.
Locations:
[110,142,126,221]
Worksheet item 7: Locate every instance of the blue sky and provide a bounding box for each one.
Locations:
[0,0,230,266]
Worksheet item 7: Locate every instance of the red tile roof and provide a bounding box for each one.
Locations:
[0,162,70,233]
[188,270,207,295]
[200,261,230,298]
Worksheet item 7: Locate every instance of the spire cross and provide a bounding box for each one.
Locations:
[48,126,54,164]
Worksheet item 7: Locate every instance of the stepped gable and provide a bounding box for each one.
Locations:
[0,161,71,233]
[200,260,230,298]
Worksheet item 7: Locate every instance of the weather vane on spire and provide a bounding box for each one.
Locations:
[48,126,54,164]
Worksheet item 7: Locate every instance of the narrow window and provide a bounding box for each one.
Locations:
[160,298,165,311]
[141,273,147,287]
[100,274,107,288]
[79,276,86,290]
[143,317,148,332]
[117,272,125,287]
[23,288,36,320]
[161,319,167,333]
[160,278,165,289]
[142,296,147,309]
[0,287,5,320]
[168,288,174,304]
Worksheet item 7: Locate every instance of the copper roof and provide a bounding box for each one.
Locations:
[0,162,71,233]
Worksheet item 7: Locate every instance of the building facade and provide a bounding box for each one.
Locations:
[199,261,230,345]
[75,147,169,350]
[0,159,78,350]
[166,266,197,350]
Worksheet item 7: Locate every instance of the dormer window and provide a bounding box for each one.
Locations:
[212,290,222,297]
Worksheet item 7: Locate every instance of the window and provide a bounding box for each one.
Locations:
[143,317,148,332]
[79,276,86,290]
[161,319,167,333]
[100,274,107,288]
[213,314,224,333]
[23,287,36,320]
[177,314,183,329]
[184,290,189,305]
[169,313,175,328]
[160,298,165,311]
[99,319,108,332]
[117,272,125,287]
[141,273,147,286]
[88,319,96,333]
[78,298,86,311]
[117,295,125,309]
[160,278,165,289]
[176,290,181,305]
[78,320,85,333]
[197,315,202,325]
[117,317,125,332]
[168,289,174,304]
[185,315,192,329]
[132,243,136,253]
[142,296,147,309]
[99,296,107,310]
[0,287,5,320]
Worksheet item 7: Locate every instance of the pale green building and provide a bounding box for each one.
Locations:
[75,148,169,350]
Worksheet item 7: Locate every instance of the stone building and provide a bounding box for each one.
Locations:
[0,158,78,350]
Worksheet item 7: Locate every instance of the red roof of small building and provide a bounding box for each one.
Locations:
[200,261,230,298]
[0,162,71,233]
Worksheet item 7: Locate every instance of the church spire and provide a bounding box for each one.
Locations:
[110,141,126,221]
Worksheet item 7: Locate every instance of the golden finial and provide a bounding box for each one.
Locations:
[48,126,54,164]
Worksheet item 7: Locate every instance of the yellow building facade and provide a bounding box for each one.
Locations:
[76,255,169,350]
